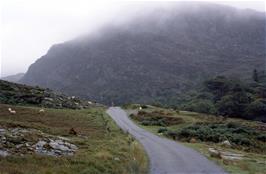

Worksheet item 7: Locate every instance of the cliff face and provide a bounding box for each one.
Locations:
[21,3,266,105]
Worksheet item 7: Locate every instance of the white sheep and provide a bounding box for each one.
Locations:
[139,107,142,110]
[8,108,16,114]
[39,109,45,113]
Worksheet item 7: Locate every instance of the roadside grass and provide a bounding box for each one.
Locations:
[125,104,266,174]
[0,104,148,174]
[184,143,266,174]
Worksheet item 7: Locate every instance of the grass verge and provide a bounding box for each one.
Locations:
[124,104,266,174]
[0,104,148,174]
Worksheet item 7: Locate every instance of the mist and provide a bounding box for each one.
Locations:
[1,0,265,78]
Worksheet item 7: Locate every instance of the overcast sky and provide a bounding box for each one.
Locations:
[0,0,265,78]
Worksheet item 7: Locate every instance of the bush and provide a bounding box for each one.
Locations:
[131,111,183,126]
[257,134,266,142]
[141,120,152,126]
[226,122,239,128]
[177,122,262,149]
[230,135,251,146]
[181,99,216,114]
[158,127,168,133]
[246,99,266,117]
[166,130,178,140]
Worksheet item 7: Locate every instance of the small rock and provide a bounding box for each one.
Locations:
[114,157,120,161]
[189,138,197,143]
[55,140,64,145]
[49,141,71,152]
[58,136,70,141]
[0,129,6,133]
[36,140,47,147]
[220,151,244,157]
[16,144,24,149]
[208,148,221,159]
[221,140,231,147]
[68,144,78,150]
[0,150,9,157]
[221,155,243,161]
[44,97,54,101]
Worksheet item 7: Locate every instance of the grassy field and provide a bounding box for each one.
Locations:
[0,104,148,174]
[124,104,266,174]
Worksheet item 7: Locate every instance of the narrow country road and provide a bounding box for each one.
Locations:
[106,107,227,174]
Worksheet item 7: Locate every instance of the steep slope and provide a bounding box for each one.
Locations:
[0,80,94,109]
[21,2,266,105]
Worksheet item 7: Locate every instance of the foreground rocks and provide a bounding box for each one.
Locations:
[208,147,244,164]
[35,139,78,156]
[0,127,78,157]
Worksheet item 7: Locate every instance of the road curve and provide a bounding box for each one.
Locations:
[107,107,227,174]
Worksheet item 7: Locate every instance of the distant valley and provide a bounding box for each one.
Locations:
[1,73,25,83]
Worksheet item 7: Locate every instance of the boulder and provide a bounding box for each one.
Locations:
[208,148,221,159]
[221,155,243,161]
[190,138,197,143]
[0,150,9,157]
[221,140,231,147]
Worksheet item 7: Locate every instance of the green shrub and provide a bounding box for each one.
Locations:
[131,111,183,126]
[141,120,152,126]
[177,122,263,150]
[166,130,178,140]
[257,134,266,142]
[226,122,239,128]
[158,127,168,133]
[181,99,216,114]
[230,135,251,146]
[246,99,266,118]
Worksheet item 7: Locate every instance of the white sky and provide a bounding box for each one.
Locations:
[0,0,265,78]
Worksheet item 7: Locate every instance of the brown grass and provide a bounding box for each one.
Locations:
[0,104,148,174]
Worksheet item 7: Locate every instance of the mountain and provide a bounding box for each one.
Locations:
[21,2,266,105]
[2,73,25,83]
[0,80,95,109]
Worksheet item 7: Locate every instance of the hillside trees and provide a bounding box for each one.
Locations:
[180,74,266,122]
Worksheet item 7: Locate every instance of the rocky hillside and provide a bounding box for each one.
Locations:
[1,73,25,83]
[0,80,95,109]
[21,2,266,105]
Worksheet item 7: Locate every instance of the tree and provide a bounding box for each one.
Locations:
[253,69,259,82]
[216,84,250,118]
[205,76,231,101]
[181,99,216,114]
[245,99,266,121]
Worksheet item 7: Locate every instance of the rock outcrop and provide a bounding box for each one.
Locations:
[0,127,78,157]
